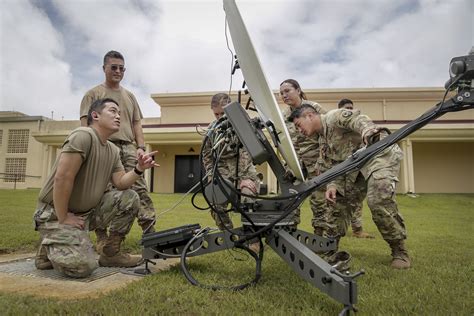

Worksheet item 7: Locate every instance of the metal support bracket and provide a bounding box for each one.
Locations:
[266,229,363,314]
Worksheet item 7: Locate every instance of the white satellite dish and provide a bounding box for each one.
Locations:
[223,0,304,181]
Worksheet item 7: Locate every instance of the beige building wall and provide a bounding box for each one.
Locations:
[0,114,49,189]
[151,88,474,194]
[151,144,200,193]
[1,87,473,194]
[412,141,474,193]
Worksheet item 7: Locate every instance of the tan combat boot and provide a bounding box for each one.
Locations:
[388,240,411,269]
[35,243,53,270]
[95,229,108,255]
[352,226,375,239]
[99,232,143,267]
[326,251,352,272]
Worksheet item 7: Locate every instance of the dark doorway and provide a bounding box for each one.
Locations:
[174,155,200,193]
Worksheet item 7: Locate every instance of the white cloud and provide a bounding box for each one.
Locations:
[0,0,80,119]
[1,0,472,119]
[245,0,473,90]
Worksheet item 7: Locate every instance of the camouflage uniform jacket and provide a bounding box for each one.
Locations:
[283,100,327,176]
[201,120,259,184]
[320,109,403,193]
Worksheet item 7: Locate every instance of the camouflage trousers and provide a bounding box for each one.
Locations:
[350,202,364,230]
[113,142,156,229]
[306,165,332,235]
[366,165,407,242]
[310,186,330,234]
[211,186,259,230]
[33,189,139,278]
[314,172,367,239]
[320,167,407,243]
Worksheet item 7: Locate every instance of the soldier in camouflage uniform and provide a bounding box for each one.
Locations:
[33,99,158,278]
[337,99,374,239]
[279,79,328,230]
[80,51,156,237]
[201,93,260,230]
[289,104,411,269]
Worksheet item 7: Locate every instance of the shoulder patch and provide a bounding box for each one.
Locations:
[341,110,353,118]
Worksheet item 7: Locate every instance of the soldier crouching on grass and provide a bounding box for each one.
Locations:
[289,104,411,269]
[33,98,158,278]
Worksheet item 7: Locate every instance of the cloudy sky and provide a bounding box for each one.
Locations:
[1,0,472,120]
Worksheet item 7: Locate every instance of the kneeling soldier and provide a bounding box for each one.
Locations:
[33,98,158,278]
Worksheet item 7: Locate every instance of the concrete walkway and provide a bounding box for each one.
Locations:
[0,252,179,300]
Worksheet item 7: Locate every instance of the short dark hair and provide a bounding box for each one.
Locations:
[338,98,353,108]
[103,50,124,65]
[288,104,318,122]
[87,98,119,126]
[280,79,307,100]
[211,93,231,108]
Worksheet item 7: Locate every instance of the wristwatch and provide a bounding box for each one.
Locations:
[137,145,146,151]
[134,166,144,175]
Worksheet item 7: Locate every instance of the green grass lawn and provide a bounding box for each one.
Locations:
[0,189,473,315]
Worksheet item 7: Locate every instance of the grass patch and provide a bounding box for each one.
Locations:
[0,189,473,315]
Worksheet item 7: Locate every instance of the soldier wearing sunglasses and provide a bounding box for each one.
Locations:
[80,51,157,254]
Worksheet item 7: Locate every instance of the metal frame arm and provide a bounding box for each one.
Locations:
[142,228,246,260]
[294,88,474,199]
[266,229,363,313]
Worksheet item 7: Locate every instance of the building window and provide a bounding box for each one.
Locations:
[4,158,27,182]
[7,129,29,153]
[0,130,3,146]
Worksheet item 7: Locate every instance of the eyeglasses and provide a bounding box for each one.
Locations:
[108,64,126,72]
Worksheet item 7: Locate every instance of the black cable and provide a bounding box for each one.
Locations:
[200,114,332,242]
[212,139,258,237]
[203,117,306,241]
[200,128,264,250]
[204,118,301,201]
[199,118,228,210]
[224,16,234,96]
[200,124,242,237]
[191,189,209,211]
[234,144,240,194]
[180,228,262,291]
[214,164,305,243]
[209,131,262,233]
[198,134,213,208]
[236,193,306,243]
[200,120,265,240]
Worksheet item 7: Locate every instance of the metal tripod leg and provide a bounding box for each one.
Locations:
[142,228,246,260]
[266,229,363,313]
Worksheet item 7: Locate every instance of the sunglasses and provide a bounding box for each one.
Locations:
[108,64,126,72]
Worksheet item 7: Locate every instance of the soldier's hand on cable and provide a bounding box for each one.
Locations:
[137,150,160,170]
[240,179,257,194]
[325,187,337,204]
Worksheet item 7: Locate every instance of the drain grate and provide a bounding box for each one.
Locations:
[0,257,119,282]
